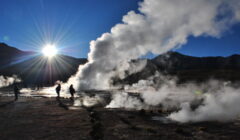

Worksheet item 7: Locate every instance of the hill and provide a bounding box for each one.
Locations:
[118,52,240,85]
[0,43,34,68]
[0,43,87,87]
[1,43,240,87]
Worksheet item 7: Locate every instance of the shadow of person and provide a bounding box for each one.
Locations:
[56,97,69,110]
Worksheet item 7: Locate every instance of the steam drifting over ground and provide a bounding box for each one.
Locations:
[0,75,21,88]
[168,83,240,123]
[108,75,240,123]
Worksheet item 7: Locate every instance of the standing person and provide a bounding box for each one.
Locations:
[69,84,76,101]
[56,84,61,98]
[14,85,20,101]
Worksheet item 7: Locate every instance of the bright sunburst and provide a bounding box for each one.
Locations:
[42,44,58,58]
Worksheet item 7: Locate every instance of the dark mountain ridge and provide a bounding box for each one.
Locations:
[0,43,34,67]
[118,52,240,85]
[152,52,240,71]
[1,43,240,87]
[0,43,87,87]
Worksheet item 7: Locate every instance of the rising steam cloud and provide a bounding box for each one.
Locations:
[0,75,21,88]
[62,0,240,123]
[67,0,240,90]
[168,83,240,123]
[108,74,240,123]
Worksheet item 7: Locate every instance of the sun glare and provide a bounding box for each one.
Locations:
[42,44,58,58]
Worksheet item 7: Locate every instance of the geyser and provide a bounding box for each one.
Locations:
[67,0,240,90]
[42,0,240,123]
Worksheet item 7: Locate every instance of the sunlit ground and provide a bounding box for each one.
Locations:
[0,88,109,108]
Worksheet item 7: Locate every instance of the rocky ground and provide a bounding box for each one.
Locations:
[1,96,240,140]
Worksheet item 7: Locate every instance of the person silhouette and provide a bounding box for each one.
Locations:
[56,84,61,98]
[14,85,20,101]
[69,84,76,101]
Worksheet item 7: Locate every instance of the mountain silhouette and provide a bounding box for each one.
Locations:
[152,52,240,82]
[0,43,87,87]
[0,43,34,67]
[152,52,240,71]
[117,52,240,85]
[1,43,240,87]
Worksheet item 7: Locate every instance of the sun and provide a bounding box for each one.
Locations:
[42,44,58,58]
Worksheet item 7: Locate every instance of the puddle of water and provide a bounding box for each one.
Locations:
[68,106,83,110]
[152,116,174,124]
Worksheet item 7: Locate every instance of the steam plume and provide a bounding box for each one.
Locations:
[68,0,240,90]
[0,75,21,88]
[168,84,240,123]
[115,76,240,123]
[52,0,240,123]
[106,92,145,110]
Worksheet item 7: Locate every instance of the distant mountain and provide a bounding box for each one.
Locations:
[0,43,87,87]
[0,43,34,67]
[152,52,240,71]
[118,52,240,85]
[152,52,240,82]
[1,43,240,87]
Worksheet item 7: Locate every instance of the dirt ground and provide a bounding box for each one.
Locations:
[1,96,240,140]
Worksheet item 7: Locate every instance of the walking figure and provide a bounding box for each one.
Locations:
[14,85,20,101]
[69,84,76,101]
[56,84,61,98]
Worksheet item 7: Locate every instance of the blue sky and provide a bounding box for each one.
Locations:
[0,0,239,58]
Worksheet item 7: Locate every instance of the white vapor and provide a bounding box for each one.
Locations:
[40,0,240,123]
[0,75,21,88]
[168,85,240,123]
[67,0,240,90]
[115,76,240,123]
[106,92,145,110]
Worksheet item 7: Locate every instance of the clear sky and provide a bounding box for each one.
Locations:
[0,0,240,58]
